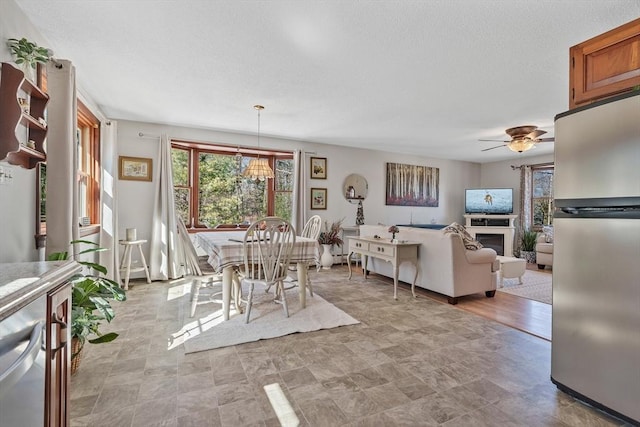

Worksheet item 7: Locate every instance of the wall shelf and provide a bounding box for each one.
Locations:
[0,62,49,169]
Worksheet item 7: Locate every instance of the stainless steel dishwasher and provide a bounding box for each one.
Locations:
[0,294,46,427]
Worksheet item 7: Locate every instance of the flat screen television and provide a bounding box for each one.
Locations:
[465,188,513,214]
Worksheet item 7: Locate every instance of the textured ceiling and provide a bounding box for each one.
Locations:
[14,0,640,163]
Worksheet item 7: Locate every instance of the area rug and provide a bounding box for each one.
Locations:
[497,269,552,304]
[176,282,360,354]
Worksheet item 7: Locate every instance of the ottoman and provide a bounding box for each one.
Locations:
[496,256,526,288]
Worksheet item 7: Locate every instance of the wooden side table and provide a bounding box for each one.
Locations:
[119,239,151,290]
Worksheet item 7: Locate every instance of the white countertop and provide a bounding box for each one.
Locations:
[0,260,81,320]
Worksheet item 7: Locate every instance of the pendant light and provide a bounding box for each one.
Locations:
[243,105,275,181]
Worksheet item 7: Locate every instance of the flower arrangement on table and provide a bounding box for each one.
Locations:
[388,225,399,241]
[318,219,344,246]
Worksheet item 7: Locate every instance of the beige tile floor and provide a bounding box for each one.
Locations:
[70,266,629,426]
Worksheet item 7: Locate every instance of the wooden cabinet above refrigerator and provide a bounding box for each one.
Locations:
[569,18,640,110]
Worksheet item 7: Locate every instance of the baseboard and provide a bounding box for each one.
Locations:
[551,376,639,426]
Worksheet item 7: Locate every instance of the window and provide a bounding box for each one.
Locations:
[77,101,101,228]
[36,162,46,246]
[171,141,293,229]
[531,165,554,229]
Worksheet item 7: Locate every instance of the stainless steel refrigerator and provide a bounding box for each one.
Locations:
[552,91,640,424]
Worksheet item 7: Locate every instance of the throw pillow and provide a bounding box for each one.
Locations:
[443,222,484,250]
[543,225,554,243]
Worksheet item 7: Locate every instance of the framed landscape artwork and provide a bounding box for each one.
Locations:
[119,156,152,181]
[311,188,327,209]
[385,162,439,206]
[310,157,327,179]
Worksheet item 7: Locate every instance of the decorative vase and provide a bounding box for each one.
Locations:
[320,244,334,270]
[356,200,365,225]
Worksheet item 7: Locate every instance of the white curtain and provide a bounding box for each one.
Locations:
[99,120,120,282]
[45,59,79,257]
[517,165,533,255]
[291,149,307,233]
[149,134,181,280]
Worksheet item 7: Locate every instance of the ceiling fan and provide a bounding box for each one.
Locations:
[479,125,555,153]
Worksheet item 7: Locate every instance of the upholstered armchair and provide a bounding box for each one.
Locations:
[536,227,553,269]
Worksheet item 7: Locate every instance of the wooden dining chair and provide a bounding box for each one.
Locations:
[238,217,296,323]
[287,215,321,296]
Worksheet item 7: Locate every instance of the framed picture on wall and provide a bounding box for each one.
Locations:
[385,162,439,206]
[119,156,152,181]
[311,188,327,209]
[310,157,327,179]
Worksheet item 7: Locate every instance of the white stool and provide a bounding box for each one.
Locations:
[119,239,151,290]
[496,255,526,288]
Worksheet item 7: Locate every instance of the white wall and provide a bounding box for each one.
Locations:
[0,1,53,262]
[116,120,482,262]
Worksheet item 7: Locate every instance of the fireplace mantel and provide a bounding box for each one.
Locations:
[464,214,518,257]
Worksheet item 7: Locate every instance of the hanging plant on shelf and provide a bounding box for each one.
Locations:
[6,37,51,79]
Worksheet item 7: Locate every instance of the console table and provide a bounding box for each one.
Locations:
[340,225,360,265]
[347,236,420,299]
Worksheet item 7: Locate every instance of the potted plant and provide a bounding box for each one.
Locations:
[48,240,126,374]
[6,37,51,80]
[519,229,538,264]
[388,225,399,242]
[318,219,344,269]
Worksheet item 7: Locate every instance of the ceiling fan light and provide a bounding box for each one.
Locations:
[507,138,536,153]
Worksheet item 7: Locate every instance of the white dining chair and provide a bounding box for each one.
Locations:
[238,217,296,323]
[176,215,241,317]
[287,215,321,296]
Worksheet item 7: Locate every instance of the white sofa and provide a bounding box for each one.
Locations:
[358,225,500,304]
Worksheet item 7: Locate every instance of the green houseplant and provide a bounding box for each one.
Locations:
[7,37,50,71]
[48,240,126,373]
[519,229,538,264]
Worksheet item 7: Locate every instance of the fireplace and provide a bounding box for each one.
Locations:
[475,233,504,256]
[464,214,517,257]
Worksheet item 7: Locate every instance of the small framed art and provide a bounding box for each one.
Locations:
[310,157,327,179]
[311,188,327,210]
[119,156,153,181]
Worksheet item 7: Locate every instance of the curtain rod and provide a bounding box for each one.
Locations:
[511,161,554,170]
[138,132,160,139]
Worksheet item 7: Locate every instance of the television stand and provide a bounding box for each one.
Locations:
[464,214,517,257]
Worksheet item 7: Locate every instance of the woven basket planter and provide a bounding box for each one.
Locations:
[70,337,83,376]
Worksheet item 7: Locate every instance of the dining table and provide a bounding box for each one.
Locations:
[195,231,320,320]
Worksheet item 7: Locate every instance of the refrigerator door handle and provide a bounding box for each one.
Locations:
[555,206,640,219]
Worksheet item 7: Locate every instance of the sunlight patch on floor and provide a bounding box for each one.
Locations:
[264,383,300,426]
[167,281,192,301]
[167,291,242,350]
